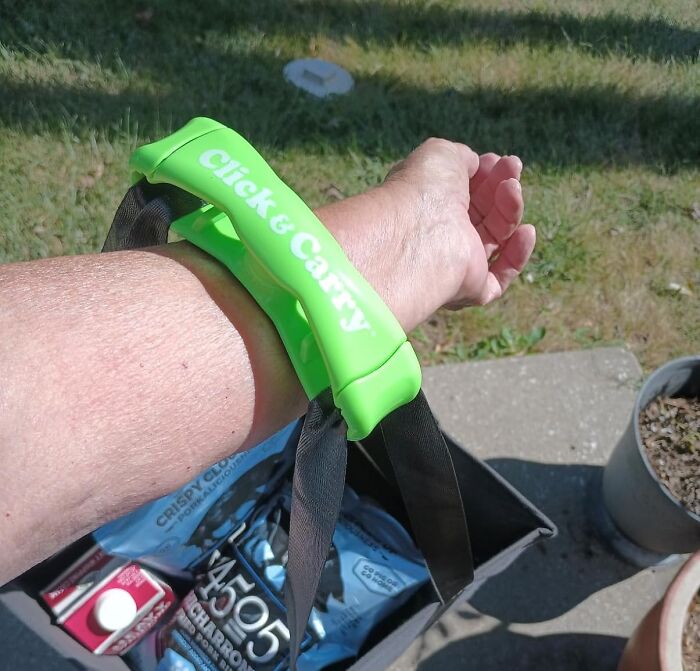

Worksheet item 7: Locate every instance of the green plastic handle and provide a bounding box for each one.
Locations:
[129,118,420,440]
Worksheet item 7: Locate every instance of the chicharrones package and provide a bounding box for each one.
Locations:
[94,422,300,575]
[157,482,429,670]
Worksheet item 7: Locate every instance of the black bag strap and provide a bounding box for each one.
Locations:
[285,389,474,667]
[103,183,474,669]
[101,180,202,253]
[379,390,474,601]
[285,389,348,668]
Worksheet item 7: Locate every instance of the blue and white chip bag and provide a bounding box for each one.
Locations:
[156,648,196,671]
[93,421,300,575]
[157,481,429,670]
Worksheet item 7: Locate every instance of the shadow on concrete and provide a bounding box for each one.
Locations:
[416,627,626,671]
[1,1,698,170]
[468,458,638,623]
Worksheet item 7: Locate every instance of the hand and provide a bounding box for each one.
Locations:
[317,138,535,331]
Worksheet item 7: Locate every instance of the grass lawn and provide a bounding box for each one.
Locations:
[1,0,698,370]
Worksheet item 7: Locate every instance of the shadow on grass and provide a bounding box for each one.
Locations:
[1,0,698,170]
[231,0,700,63]
[3,67,698,170]
[3,0,698,62]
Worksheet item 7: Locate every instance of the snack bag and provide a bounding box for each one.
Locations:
[158,481,428,670]
[94,422,300,575]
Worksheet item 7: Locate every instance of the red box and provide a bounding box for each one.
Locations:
[41,546,175,655]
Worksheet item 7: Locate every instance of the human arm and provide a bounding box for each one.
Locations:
[0,140,533,584]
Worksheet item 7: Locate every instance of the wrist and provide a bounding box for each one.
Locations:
[314,184,423,333]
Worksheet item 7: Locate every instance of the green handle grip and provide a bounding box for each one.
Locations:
[129,118,421,440]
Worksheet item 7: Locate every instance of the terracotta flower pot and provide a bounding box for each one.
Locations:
[618,551,700,671]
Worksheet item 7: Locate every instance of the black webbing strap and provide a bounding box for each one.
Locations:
[104,183,474,669]
[102,180,202,253]
[380,391,474,600]
[284,390,473,667]
[285,389,348,668]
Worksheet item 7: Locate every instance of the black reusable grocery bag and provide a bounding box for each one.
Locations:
[2,431,555,671]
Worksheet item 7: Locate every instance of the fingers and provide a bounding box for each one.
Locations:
[470,152,500,195]
[468,153,499,226]
[480,225,536,304]
[469,155,522,223]
[476,178,524,258]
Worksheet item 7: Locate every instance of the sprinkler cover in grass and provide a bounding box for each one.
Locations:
[283,58,354,98]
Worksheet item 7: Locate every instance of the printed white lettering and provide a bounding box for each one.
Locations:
[331,291,355,311]
[269,214,294,235]
[199,149,230,169]
[319,272,343,294]
[290,232,320,260]
[192,604,210,628]
[341,311,371,332]
[214,160,241,178]
[223,167,250,187]
[305,255,328,280]
[198,149,371,333]
[234,179,258,198]
[246,188,276,218]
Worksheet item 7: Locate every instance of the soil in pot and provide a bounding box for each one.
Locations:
[640,396,700,516]
[684,591,700,670]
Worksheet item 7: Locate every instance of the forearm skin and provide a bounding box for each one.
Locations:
[0,192,393,585]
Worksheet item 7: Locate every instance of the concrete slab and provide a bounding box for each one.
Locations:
[0,347,680,670]
[390,347,681,671]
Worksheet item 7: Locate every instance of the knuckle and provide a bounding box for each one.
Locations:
[423,136,452,151]
[481,151,500,162]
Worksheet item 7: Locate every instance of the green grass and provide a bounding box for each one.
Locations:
[1,0,699,370]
